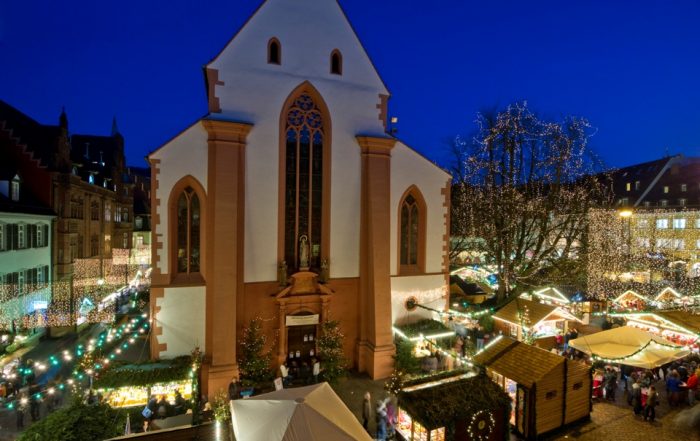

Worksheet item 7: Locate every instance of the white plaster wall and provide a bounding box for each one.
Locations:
[156,286,206,358]
[208,0,389,282]
[0,214,53,324]
[150,123,208,275]
[390,142,451,275]
[391,274,447,326]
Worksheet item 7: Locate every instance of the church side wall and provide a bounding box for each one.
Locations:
[391,274,446,326]
[156,286,206,358]
[151,123,208,276]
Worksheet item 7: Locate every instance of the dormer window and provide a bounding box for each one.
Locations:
[88,174,95,185]
[72,166,78,176]
[330,50,342,75]
[268,38,281,64]
[10,175,20,202]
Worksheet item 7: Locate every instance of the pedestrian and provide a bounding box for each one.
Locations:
[604,368,617,402]
[312,358,320,384]
[228,376,239,401]
[686,368,698,406]
[157,395,168,418]
[666,370,681,407]
[280,362,293,386]
[475,326,485,351]
[385,398,396,439]
[631,380,643,415]
[174,389,186,414]
[644,386,658,422]
[376,399,387,441]
[16,395,28,430]
[362,392,371,433]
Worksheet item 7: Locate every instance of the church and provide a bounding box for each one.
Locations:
[149,0,451,395]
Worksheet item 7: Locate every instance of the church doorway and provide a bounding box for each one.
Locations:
[285,313,319,367]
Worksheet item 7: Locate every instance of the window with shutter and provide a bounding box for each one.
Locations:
[43,265,49,286]
[18,225,25,249]
[43,224,49,247]
[0,224,4,251]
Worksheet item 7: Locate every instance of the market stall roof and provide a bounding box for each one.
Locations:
[398,373,511,430]
[530,287,570,304]
[569,326,690,369]
[493,298,580,328]
[612,290,650,304]
[230,383,371,441]
[473,337,565,387]
[653,287,683,302]
[611,310,700,338]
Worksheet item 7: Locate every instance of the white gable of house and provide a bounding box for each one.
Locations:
[207,0,388,122]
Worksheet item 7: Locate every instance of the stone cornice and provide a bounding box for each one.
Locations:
[202,119,254,144]
[356,135,396,157]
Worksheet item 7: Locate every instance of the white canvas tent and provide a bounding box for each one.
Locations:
[230,383,371,441]
[570,326,690,369]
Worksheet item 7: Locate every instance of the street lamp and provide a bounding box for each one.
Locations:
[618,209,633,253]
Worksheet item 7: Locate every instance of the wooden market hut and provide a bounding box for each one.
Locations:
[397,373,511,441]
[653,287,683,305]
[492,298,580,347]
[474,337,591,440]
[611,290,650,310]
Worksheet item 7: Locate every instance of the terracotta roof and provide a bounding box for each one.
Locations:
[493,298,559,327]
[474,337,565,387]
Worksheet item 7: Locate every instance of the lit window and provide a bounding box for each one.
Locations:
[635,181,640,190]
[656,219,669,229]
[18,271,24,294]
[672,239,685,250]
[37,267,44,285]
[656,238,671,249]
[673,218,686,229]
[679,198,686,206]
[663,186,669,193]
[37,227,43,247]
[626,182,631,192]
[696,219,700,228]
[696,239,700,250]
[88,174,95,184]
[681,184,687,192]
[637,238,650,248]
[643,201,650,207]
[636,219,649,228]
[660,199,668,207]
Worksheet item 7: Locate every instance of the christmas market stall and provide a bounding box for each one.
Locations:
[527,287,606,318]
[94,356,194,409]
[492,298,581,347]
[473,337,591,440]
[652,287,684,307]
[603,311,700,352]
[393,319,458,373]
[396,373,511,441]
[611,290,650,311]
[569,326,690,368]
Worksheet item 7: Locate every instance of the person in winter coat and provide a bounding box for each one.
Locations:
[362,392,371,432]
[376,399,388,441]
[644,386,658,422]
[631,380,643,415]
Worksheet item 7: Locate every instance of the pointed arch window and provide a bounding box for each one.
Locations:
[268,38,281,65]
[177,187,201,274]
[330,50,342,75]
[399,188,426,274]
[283,93,326,271]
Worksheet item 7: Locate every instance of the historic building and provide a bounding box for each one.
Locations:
[127,166,152,266]
[0,100,133,328]
[149,0,451,394]
[0,143,54,330]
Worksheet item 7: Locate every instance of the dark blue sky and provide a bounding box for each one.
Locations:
[1,0,698,168]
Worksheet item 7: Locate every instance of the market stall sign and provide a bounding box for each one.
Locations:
[286,314,319,327]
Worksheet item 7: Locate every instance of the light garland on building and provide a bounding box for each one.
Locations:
[467,409,496,441]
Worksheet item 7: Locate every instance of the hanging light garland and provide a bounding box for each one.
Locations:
[3,313,150,410]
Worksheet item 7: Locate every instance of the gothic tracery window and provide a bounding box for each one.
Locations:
[177,187,200,273]
[284,93,324,271]
[400,194,419,267]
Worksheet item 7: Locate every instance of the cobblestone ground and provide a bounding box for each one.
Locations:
[546,387,700,441]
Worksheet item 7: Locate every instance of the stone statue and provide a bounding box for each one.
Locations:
[278,260,288,286]
[299,235,309,270]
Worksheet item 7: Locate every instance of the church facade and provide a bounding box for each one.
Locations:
[149,0,451,394]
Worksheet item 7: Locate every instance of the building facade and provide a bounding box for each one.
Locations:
[149,0,451,394]
[127,166,151,267]
[0,101,133,327]
[0,162,54,330]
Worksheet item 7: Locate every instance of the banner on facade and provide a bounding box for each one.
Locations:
[285,314,319,327]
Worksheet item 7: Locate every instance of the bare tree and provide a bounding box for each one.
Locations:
[451,102,609,301]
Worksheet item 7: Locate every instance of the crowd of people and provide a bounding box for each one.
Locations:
[279,357,321,387]
[363,392,397,440]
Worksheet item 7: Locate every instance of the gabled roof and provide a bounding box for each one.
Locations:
[653,287,682,302]
[206,0,390,94]
[0,100,63,169]
[531,287,570,304]
[473,337,565,387]
[493,298,559,327]
[612,290,650,304]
